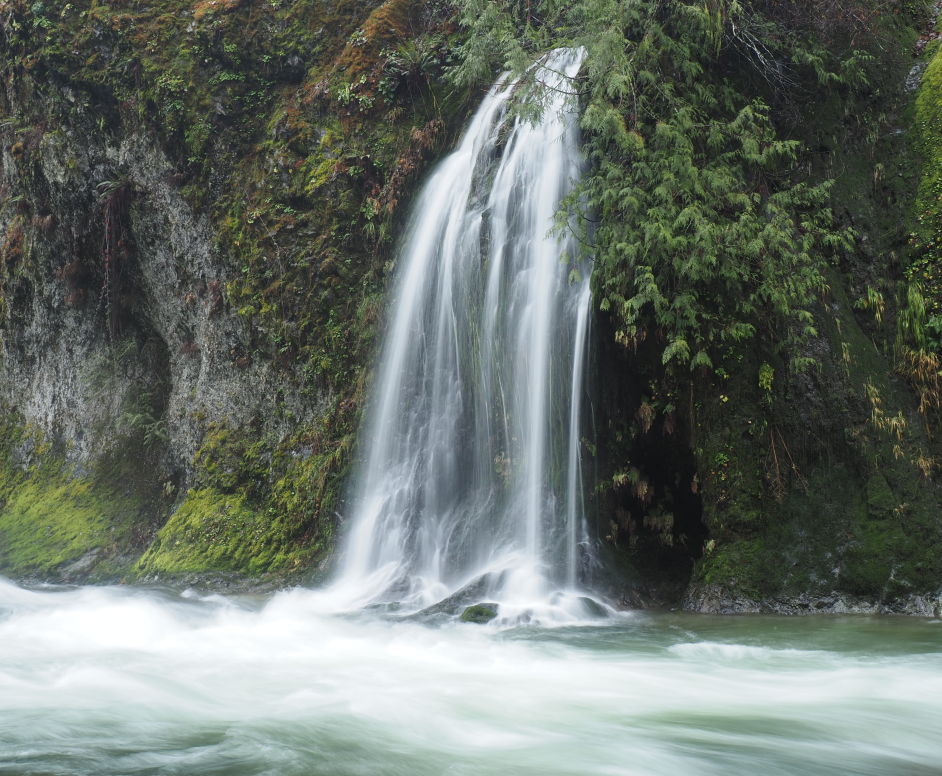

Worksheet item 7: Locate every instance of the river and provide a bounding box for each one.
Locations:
[1,578,940,775]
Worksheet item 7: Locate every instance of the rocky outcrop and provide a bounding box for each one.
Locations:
[0,82,329,582]
[1,114,320,480]
[685,583,942,618]
[0,0,463,584]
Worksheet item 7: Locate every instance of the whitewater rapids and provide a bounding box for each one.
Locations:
[2,579,940,775]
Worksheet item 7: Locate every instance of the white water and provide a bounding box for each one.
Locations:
[336,49,593,616]
[2,580,941,775]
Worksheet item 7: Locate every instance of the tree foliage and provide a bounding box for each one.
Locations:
[451,0,863,376]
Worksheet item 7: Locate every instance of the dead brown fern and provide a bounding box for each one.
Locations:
[765,429,786,501]
[895,347,942,437]
[636,401,655,434]
[764,426,808,500]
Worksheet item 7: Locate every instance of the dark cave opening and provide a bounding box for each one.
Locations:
[589,310,710,602]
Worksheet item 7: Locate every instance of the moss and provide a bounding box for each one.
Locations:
[843,500,942,599]
[193,423,271,495]
[841,522,898,596]
[134,487,318,576]
[136,388,359,577]
[866,472,897,517]
[1,219,24,267]
[907,34,942,312]
[0,476,132,577]
[460,604,498,623]
[699,539,765,598]
[334,0,423,83]
[0,410,168,580]
[695,444,942,603]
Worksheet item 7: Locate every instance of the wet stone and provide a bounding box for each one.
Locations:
[460,604,499,624]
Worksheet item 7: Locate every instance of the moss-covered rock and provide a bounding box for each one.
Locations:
[460,604,498,624]
[136,487,309,576]
[0,410,169,581]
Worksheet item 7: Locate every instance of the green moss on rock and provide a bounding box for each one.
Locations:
[866,472,897,517]
[0,476,132,577]
[0,411,168,581]
[135,392,358,578]
[907,37,942,313]
[460,604,498,624]
[134,487,317,576]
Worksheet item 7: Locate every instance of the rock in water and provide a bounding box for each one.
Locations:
[578,597,610,619]
[460,604,499,624]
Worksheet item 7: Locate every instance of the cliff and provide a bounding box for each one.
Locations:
[1,0,941,614]
[0,0,466,585]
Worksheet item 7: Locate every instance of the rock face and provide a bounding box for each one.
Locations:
[0,0,465,585]
[685,584,942,618]
[1,119,318,480]
[2,0,941,614]
[0,84,326,583]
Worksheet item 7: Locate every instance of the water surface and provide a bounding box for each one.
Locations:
[1,579,940,775]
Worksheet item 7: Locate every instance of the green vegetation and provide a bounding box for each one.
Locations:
[906,37,942,331]
[452,0,942,606]
[896,18,942,430]
[1,476,133,577]
[452,0,880,378]
[137,488,305,576]
[0,406,169,580]
[135,396,357,578]
[1,0,476,579]
[460,603,498,623]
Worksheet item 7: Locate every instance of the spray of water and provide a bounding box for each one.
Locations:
[3,580,941,775]
[333,49,594,618]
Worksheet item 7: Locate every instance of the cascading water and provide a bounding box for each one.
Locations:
[334,49,595,617]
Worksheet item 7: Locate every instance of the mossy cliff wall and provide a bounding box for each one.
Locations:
[681,10,942,615]
[591,3,942,615]
[2,0,942,614]
[0,0,468,585]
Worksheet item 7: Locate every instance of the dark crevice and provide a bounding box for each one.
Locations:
[589,308,709,605]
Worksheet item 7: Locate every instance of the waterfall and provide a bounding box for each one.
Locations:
[337,49,593,614]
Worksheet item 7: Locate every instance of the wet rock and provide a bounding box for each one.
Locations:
[578,597,610,619]
[684,583,942,617]
[414,572,505,618]
[460,604,498,624]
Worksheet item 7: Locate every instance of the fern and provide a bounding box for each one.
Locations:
[452,0,860,385]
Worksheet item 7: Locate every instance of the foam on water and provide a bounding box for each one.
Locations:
[2,579,942,775]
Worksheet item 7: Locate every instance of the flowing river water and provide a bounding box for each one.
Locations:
[1,579,941,775]
[4,51,942,775]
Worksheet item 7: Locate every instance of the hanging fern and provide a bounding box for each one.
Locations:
[450,0,866,382]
